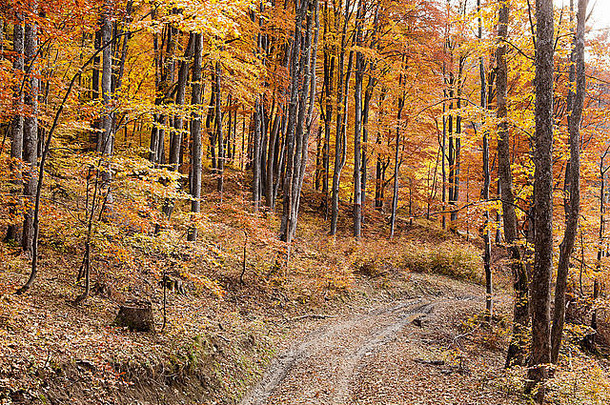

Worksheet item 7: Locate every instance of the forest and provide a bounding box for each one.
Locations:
[1,0,610,403]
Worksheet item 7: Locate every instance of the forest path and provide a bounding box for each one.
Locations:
[239,283,524,405]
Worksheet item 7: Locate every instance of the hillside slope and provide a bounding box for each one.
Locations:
[1,186,609,405]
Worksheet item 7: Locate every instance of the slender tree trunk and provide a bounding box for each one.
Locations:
[90,28,101,148]
[252,100,263,211]
[314,126,322,190]
[478,0,492,321]
[321,14,334,211]
[352,0,365,238]
[98,9,114,193]
[441,72,447,230]
[161,33,192,221]
[497,2,529,368]
[594,151,609,335]
[374,130,386,211]
[6,19,25,242]
[527,0,555,399]
[22,5,39,257]
[353,53,364,237]
[280,0,318,242]
[450,70,462,228]
[215,61,224,196]
[550,0,586,364]
[390,71,405,239]
[266,103,280,210]
[330,0,354,235]
[361,76,374,222]
[74,5,115,300]
[322,15,335,201]
[188,33,203,241]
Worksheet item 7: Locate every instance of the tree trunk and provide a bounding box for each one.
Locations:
[321,12,334,211]
[280,0,318,243]
[550,0,586,364]
[161,33,193,221]
[361,76,374,222]
[353,53,364,237]
[352,0,365,238]
[22,6,39,257]
[188,33,203,242]
[389,65,405,239]
[478,0,492,322]
[330,0,354,235]
[90,28,101,148]
[252,100,262,211]
[595,150,609,335]
[215,61,224,196]
[6,19,24,242]
[527,0,555,399]
[496,2,529,368]
[98,9,114,203]
[322,37,333,199]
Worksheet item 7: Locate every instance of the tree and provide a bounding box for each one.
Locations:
[6,15,24,243]
[330,0,355,236]
[498,0,529,368]
[550,0,587,364]
[477,0,492,322]
[280,0,319,243]
[188,33,203,242]
[352,0,365,238]
[22,1,39,257]
[528,0,555,399]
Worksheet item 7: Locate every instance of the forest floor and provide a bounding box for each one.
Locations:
[1,180,609,404]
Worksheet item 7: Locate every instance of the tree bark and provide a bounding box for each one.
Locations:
[215,61,224,195]
[390,68,405,239]
[6,19,25,242]
[478,0,492,322]
[497,2,529,368]
[22,5,39,257]
[330,0,354,235]
[280,0,318,243]
[550,0,586,364]
[321,7,334,210]
[527,0,555,399]
[188,33,203,242]
[161,33,193,221]
[352,0,366,238]
[98,8,114,203]
[353,46,364,236]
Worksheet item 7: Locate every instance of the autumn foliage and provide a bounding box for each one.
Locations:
[1,0,610,402]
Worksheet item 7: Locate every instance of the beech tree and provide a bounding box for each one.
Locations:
[498,0,529,368]
[279,0,319,243]
[22,2,39,257]
[6,16,24,243]
[550,0,587,364]
[528,0,555,399]
[188,33,203,242]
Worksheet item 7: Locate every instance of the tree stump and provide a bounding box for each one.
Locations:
[114,299,155,332]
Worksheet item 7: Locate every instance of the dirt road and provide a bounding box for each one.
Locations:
[240,288,524,405]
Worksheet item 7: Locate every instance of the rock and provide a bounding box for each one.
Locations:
[114,299,155,332]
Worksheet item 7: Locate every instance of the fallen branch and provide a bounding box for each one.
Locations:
[284,313,337,323]
[449,323,483,349]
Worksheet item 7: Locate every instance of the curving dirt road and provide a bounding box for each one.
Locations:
[240,290,524,405]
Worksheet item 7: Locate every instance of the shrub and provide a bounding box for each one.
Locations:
[401,240,481,282]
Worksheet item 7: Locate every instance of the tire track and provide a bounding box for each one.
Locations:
[239,297,459,405]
